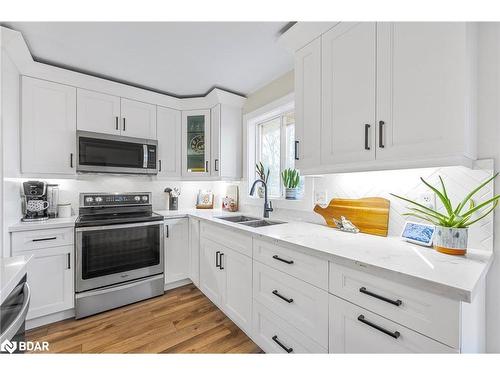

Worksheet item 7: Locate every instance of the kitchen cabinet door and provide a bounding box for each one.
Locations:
[210,104,221,177]
[21,76,77,175]
[22,246,74,320]
[164,218,189,284]
[182,109,211,177]
[77,89,121,135]
[376,22,471,162]
[120,98,157,139]
[221,248,252,333]
[199,238,224,305]
[189,218,201,287]
[294,37,321,170]
[321,22,376,165]
[157,106,182,177]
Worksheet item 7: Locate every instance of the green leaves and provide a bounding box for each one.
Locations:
[255,162,270,183]
[281,168,300,188]
[390,173,499,228]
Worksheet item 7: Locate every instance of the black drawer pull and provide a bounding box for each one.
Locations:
[359,287,402,306]
[272,335,293,353]
[357,314,400,339]
[215,251,220,268]
[32,237,57,242]
[379,120,385,148]
[272,290,293,303]
[272,255,294,265]
[364,124,371,150]
[219,253,224,270]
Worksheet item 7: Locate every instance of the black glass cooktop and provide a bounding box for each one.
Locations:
[75,211,163,227]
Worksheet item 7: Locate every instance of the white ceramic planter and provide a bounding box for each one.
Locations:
[433,226,468,255]
[285,188,298,200]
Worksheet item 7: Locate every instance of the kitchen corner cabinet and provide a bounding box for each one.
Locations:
[293,22,477,174]
[182,109,211,177]
[164,218,190,284]
[189,217,201,287]
[210,104,243,179]
[157,106,182,177]
[21,76,77,175]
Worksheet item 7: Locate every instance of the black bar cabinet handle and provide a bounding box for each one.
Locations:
[357,314,400,339]
[364,124,371,150]
[33,237,57,242]
[165,224,169,238]
[359,287,402,306]
[214,159,219,171]
[70,153,74,168]
[294,140,299,160]
[205,161,209,173]
[123,117,126,131]
[379,121,385,148]
[67,253,71,269]
[215,251,220,268]
[115,116,119,130]
[272,290,294,303]
[272,335,293,353]
[159,160,162,172]
[219,253,224,270]
[272,255,294,265]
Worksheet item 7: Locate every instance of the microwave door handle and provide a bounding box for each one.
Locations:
[143,145,148,169]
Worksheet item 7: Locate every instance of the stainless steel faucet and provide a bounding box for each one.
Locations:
[249,179,273,218]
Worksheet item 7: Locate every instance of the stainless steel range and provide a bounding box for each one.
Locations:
[75,192,164,319]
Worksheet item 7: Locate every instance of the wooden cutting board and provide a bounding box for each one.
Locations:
[313,197,390,237]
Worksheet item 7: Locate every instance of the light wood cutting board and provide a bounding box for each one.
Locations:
[313,197,390,237]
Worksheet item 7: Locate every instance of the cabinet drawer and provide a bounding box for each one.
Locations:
[253,238,328,289]
[329,262,460,348]
[253,301,327,353]
[329,295,456,353]
[253,261,328,347]
[200,222,252,257]
[12,227,74,252]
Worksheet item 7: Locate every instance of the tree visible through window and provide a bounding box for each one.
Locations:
[257,110,296,198]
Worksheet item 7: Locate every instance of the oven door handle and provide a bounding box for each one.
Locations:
[76,220,163,232]
[0,283,31,343]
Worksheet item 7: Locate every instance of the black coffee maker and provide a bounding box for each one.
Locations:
[21,181,49,222]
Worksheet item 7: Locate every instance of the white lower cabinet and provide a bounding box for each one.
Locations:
[329,295,456,353]
[199,237,252,333]
[189,218,201,287]
[164,218,189,284]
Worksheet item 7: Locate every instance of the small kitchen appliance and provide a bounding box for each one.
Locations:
[75,192,164,319]
[21,181,49,222]
[46,184,59,218]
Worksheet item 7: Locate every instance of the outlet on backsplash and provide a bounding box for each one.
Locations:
[418,191,436,210]
[314,190,328,205]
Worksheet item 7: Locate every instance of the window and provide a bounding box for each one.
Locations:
[256,110,297,198]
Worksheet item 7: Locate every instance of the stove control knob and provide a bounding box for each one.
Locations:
[134,196,141,201]
[95,197,103,203]
[142,196,148,202]
[85,197,94,203]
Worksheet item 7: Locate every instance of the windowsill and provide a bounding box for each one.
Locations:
[247,196,304,202]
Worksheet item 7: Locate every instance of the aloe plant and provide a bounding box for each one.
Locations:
[281,168,300,189]
[391,173,500,228]
[255,162,269,183]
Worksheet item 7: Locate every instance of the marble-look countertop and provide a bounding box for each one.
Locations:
[0,255,32,305]
[159,209,493,303]
[8,216,78,232]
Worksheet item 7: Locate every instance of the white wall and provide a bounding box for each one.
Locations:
[243,70,294,114]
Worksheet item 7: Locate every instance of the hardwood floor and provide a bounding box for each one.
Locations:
[26,283,262,354]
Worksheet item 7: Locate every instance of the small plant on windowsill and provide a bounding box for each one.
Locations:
[281,168,300,200]
[255,162,270,198]
[391,173,500,256]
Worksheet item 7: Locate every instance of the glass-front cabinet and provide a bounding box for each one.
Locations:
[182,109,211,177]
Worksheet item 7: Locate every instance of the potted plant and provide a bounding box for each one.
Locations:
[391,173,500,255]
[281,168,300,200]
[255,162,270,198]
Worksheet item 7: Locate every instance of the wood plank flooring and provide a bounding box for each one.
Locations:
[26,283,262,354]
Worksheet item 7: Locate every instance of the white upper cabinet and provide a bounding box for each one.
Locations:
[77,89,121,135]
[157,106,181,177]
[210,104,242,179]
[321,22,377,165]
[294,37,322,170]
[21,76,77,175]
[182,109,211,177]
[120,98,157,139]
[375,22,474,162]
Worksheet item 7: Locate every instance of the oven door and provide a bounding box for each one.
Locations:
[76,221,164,292]
[77,131,157,175]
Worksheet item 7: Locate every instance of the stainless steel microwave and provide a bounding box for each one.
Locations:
[76,131,158,175]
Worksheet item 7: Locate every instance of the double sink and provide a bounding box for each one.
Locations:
[216,215,284,228]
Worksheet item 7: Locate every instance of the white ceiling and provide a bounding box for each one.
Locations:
[3,22,294,97]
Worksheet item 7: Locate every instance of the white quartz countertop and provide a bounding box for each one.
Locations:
[0,255,31,305]
[8,216,77,232]
[158,209,493,302]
